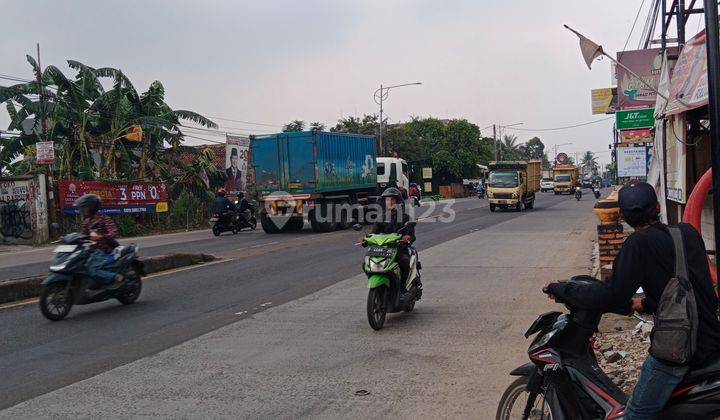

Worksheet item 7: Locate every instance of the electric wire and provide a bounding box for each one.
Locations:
[503,116,614,132]
[621,0,648,55]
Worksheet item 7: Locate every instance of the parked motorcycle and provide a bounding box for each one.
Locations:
[39,233,143,321]
[574,186,582,201]
[496,276,720,419]
[355,221,422,330]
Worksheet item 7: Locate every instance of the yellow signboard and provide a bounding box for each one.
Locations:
[155,202,169,212]
[422,167,433,179]
[591,88,617,115]
[424,182,432,193]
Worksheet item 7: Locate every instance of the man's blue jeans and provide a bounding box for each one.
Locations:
[86,250,117,284]
[624,354,689,419]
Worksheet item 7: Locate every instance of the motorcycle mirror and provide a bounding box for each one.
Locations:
[352,224,363,231]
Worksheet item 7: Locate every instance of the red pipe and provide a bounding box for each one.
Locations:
[681,168,717,288]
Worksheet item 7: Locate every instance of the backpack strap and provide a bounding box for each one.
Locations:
[668,226,690,281]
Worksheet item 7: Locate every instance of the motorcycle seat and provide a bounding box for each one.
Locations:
[678,355,720,386]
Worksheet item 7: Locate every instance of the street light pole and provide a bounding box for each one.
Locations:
[703,0,720,259]
[374,82,422,155]
[494,122,523,161]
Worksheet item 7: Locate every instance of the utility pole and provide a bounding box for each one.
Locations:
[493,124,497,161]
[35,43,57,239]
[703,0,720,260]
[378,83,383,155]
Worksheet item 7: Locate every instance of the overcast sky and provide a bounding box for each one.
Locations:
[0,1,706,168]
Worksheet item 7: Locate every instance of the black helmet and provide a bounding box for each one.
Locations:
[73,194,101,215]
[381,187,402,199]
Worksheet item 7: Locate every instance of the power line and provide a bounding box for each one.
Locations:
[504,116,614,132]
[621,0,648,53]
[207,115,282,128]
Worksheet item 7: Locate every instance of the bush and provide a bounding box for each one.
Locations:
[169,191,210,230]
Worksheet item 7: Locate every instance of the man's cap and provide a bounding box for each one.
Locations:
[618,181,657,213]
[230,148,238,157]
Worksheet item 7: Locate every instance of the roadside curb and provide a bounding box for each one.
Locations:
[0,253,216,305]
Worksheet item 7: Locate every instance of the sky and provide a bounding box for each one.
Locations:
[0,0,707,169]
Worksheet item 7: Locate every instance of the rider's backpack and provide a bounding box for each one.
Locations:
[649,226,699,365]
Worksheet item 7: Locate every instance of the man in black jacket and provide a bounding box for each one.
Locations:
[546,181,720,419]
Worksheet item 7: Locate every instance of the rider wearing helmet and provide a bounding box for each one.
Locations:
[368,188,415,286]
[75,194,123,286]
[213,188,236,224]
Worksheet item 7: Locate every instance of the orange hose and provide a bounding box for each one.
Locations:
[681,168,717,290]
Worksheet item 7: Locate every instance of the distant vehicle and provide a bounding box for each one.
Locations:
[377,157,410,194]
[487,160,542,212]
[552,165,579,195]
[540,178,554,192]
[582,178,592,188]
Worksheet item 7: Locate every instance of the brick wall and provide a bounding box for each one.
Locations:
[598,223,627,280]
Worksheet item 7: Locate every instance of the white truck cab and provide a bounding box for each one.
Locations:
[377,157,409,193]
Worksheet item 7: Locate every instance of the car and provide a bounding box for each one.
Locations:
[582,179,592,188]
[540,178,554,192]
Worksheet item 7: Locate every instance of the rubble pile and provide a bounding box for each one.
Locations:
[595,320,652,394]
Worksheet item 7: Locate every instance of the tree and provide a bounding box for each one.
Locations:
[309,121,325,131]
[282,120,305,132]
[330,114,380,135]
[0,57,216,180]
[523,137,545,160]
[580,151,599,175]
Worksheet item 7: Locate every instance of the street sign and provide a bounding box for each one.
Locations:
[36,141,55,165]
[616,108,655,130]
[556,152,569,164]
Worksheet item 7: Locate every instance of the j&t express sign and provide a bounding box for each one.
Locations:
[616,108,655,130]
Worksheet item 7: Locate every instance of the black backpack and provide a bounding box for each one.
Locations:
[649,226,699,365]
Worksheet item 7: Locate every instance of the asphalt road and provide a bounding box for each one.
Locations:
[0,192,579,410]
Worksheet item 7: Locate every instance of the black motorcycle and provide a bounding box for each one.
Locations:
[496,276,720,419]
[39,233,143,321]
[236,199,258,231]
[575,186,582,201]
[592,186,601,199]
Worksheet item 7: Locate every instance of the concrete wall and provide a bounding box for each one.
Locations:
[0,176,49,245]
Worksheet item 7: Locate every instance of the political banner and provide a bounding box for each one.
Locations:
[59,180,168,215]
[225,135,250,194]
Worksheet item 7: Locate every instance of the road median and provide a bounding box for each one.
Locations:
[0,253,216,305]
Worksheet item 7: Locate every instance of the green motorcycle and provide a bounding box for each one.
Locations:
[355,221,422,330]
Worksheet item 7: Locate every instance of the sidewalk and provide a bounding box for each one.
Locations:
[0,198,598,419]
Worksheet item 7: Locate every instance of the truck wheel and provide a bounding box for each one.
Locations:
[260,210,281,234]
[283,216,304,232]
[526,199,535,210]
[489,204,496,212]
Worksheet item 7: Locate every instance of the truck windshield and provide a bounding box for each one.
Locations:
[555,174,571,182]
[489,172,518,188]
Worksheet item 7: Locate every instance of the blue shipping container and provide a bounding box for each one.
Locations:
[251,131,377,195]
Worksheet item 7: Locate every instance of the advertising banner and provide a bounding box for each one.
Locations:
[591,87,617,114]
[621,128,654,144]
[225,135,250,194]
[616,108,655,130]
[665,114,686,203]
[36,141,55,165]
[617,145,648,177]
[422,167,433,179]
[59,180,168,215]
[616,48,675,109]
[666,29,709,115]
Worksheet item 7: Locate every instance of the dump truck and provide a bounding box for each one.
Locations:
[487,160,541,212]
[552,164,579,195]
[251,130,380,233]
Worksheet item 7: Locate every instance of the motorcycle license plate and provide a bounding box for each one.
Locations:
[209,217,218,222]
[366,246,394,258]
[54,245,77,253]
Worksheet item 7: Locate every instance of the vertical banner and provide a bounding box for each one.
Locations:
[665,114,686,203]
[36,141,55,165]
[225,135,250,194]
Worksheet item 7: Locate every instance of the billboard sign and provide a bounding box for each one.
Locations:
[59,180,169,215]
[621,128,654,144]
[666,29,709,115]
[225,135,250,194]
[36,141,55,165]
[616,108,655,130]
[591,87,617,114]
[556,152,569,164]
[617,145,648,177]
[616,48,675,109]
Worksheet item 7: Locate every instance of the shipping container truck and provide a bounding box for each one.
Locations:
[552,164,579,195]
[487,160,541,212]
[251,131,379,233]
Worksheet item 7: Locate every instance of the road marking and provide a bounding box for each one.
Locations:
[250,241,278,249]
[0,258,236,312]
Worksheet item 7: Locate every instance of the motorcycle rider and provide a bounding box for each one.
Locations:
[213,188,236,225]
[362,188,416,288]
[75,194,123,287]
[545,181,720,419]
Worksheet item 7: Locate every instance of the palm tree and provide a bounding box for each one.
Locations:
[500,134,520,160]
[581,151,599,174]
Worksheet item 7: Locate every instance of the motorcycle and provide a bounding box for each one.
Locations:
[235,199,258,231]
[355,221,422,330]
[575,186,582,201]
[409,184,422,207]
[211,210,239,236]
[39,233,144,321]
[496,276,720,420]
[592,185,601,199]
